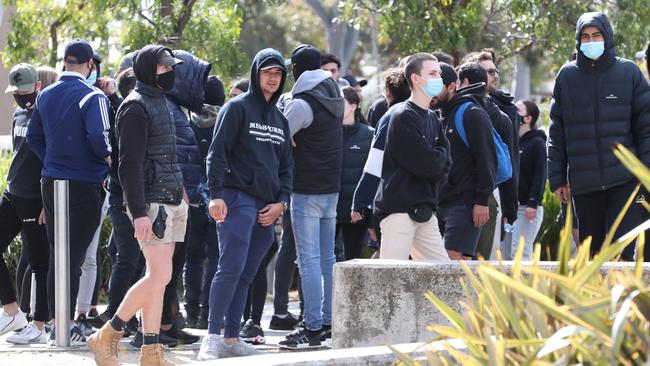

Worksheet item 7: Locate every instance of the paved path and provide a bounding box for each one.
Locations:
[0,301,305,365]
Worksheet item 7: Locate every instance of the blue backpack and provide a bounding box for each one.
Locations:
[454,102,512,184]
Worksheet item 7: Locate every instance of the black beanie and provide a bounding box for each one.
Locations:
[290,44,322,81]
[204,75,225,106]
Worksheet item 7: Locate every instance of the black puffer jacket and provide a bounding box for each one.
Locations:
[548,12,650,195]
[336,120,374,223]
[519,129,547,208]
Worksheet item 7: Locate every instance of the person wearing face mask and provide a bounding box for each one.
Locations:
[548,12,650,260]
[87,45,185,366]
[0,63,50,345]
[26,39,112,346]
[511,100,546,260]
[431,62,497,260]
[374,53,451,261]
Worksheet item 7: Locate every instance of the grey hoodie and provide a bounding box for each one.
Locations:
[284,69,345,136]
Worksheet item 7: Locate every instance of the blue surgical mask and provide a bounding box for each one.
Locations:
[86,70,97,85]
[421,77,444,98]
[580,41,605,60]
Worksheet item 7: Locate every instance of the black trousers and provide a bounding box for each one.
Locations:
[573,180,648,260]
[0,191,50,321]
[42,179,102,320]
[335,223,369,260]
[273,213,304,316]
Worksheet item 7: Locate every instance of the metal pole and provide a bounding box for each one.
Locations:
[54,180,70,347]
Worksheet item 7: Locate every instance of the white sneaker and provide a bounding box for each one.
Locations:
[197,334,223,361]
[0,311,28,336]
[7,323,47,344]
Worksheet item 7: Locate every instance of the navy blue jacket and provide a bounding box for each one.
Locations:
[165,50,210,204]
[206,48,293,204]
[27,72,111,183]
[548,12,650,195]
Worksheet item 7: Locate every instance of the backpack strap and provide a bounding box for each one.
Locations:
[453,101,473,148]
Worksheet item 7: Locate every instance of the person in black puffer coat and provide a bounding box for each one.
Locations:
[548,12,650,260]
[335,87,374,260]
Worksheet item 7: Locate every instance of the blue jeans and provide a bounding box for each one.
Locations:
[207,189,275,338]
[291,193,338,331]
[183,205,219,315]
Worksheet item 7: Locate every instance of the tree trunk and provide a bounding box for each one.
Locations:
[304,0,358,74]
[511,53,530,101]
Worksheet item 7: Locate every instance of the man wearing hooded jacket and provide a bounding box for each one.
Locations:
[198,48,292,360]
[548,12,650,260]
[280,44,343,349]
[87,45,186,366]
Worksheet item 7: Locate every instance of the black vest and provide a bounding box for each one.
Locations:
[292,87,343,194]
[123,84,184,204]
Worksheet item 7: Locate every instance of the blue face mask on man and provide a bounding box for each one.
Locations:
[86,70,97,85]
[580,41,605,60]
[420,77,444,98]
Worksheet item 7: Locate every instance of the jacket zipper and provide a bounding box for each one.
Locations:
[591,64,605,190]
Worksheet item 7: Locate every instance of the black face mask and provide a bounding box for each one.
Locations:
[14,91,37,109]
[156,70,175,91]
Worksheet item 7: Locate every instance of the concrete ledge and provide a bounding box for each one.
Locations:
[332,259,650,348]
[198,340,467,365]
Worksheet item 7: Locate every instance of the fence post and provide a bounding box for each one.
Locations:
[54,180,70,347]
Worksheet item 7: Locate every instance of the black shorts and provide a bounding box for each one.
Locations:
[437,202,481,257]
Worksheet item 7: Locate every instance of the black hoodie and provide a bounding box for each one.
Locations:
[548,12,650,195]
[519,129,547,208]
[206,48,293,204]
[439,83,497,207]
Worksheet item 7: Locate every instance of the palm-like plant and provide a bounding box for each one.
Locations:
[393,144,650,365]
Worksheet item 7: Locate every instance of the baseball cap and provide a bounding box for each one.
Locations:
[285,44,322,70]
[157,49,184,67]
[342,75,367,87]
[260,58,285,71]
[439,62,458,86]
[5,63,38,93]
[64,39,94,64]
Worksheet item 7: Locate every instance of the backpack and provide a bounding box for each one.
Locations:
[454,101,512,184]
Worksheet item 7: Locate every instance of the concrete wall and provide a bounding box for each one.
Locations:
[332,259,650,349]
[0,4,16,136]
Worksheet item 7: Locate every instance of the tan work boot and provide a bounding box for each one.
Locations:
[140,344,174,366]
[87,322,124,366]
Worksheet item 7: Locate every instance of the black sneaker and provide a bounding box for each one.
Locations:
[321,324,332,340]
[280,328,325,349]
[123,317,139,338]
[48,324,87,346]
[87,310,111,329]
[280,327,304,344]
[87,308,99,319]
[269,312,300,330]
[75,314,95,336]
[240,319,265,345]
[160,324,200,345]
[185,312,198,329]
[196,307,208,330]
[129,330,178,348]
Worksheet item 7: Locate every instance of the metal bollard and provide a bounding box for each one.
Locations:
[29,273,36,318]
[54,180,70,347]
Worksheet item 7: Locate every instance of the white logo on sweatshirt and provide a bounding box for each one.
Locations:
[249,122,285,145]
[14,126,28,139]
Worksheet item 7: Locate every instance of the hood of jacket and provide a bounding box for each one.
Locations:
[575,12,616,71]
[489,88,515,106]
[247,48,288,110]
[441,82,487,118]
[520,128,547,143]
[165,50,211,113]
[133,45,171,88]
[191,104,220,129]
[292,69,344,118]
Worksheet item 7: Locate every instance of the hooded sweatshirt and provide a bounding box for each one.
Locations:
[519,129,547,208]
[548,12,650,195]
[206,48,293,204]
[284,69,344,194]
[439,83,497,207]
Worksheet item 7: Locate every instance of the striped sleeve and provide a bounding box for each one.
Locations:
[82,90,112,158]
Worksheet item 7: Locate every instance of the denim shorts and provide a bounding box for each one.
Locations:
[437,202,481,257]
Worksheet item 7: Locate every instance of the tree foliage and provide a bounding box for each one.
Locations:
[2,0,246,78]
